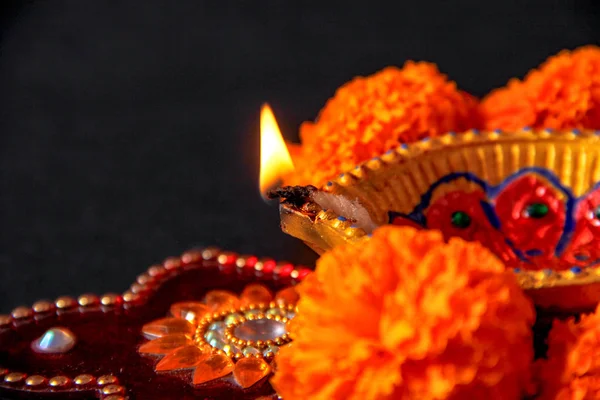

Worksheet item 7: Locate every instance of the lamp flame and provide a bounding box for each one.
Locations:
[259,103,294,199]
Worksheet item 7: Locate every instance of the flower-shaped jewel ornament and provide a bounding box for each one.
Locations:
[139,283,298,388]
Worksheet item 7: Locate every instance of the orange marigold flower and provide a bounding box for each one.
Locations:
[271,226,535,400]
[535,303,600,400]
[481,45,600,131]
[285,63,479,187]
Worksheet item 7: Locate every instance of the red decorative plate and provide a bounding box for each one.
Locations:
[0,248,311,400]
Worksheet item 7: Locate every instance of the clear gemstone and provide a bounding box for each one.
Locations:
[31,327,76,354]
[234,319,286,342]
[223,344,242,356]
[208,322,225,333]
[263,345,279,356]
[286,310,296,319]
[204,330,221,343]
[242,346,260,356]
[209,337,227,350]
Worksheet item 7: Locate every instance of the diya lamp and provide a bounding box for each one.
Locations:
[273,127,600,315]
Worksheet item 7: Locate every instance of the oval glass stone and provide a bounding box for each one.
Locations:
[234,319,286,342]
[31,327,76,354]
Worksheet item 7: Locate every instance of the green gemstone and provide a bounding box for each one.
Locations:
[525,203,549,219]
[451,211,471,229]
[595,205,600,219]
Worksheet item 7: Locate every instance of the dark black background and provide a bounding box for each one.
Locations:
[1,0,599,309]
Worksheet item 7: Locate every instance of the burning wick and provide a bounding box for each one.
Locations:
[259,103,295,200]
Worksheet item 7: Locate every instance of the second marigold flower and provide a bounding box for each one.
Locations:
[285,62,479,187]
[271,226,536,400]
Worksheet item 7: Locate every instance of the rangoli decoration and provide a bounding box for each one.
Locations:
[139,283,297,388]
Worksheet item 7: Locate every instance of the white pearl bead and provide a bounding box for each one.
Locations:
[31,327,76,354]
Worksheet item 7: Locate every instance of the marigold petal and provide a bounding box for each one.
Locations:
[535,303,600,400]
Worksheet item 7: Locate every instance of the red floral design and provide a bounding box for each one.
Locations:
[390,173,600,270]
[425,190,518,264]
[494,175,566,268]
[562,187,600,265]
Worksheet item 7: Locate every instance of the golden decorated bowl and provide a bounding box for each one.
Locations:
[276,128,600,313]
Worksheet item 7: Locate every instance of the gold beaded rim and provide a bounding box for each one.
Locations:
[323,128,600,193]
[0,247,309,331]
[0,369,122,399]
